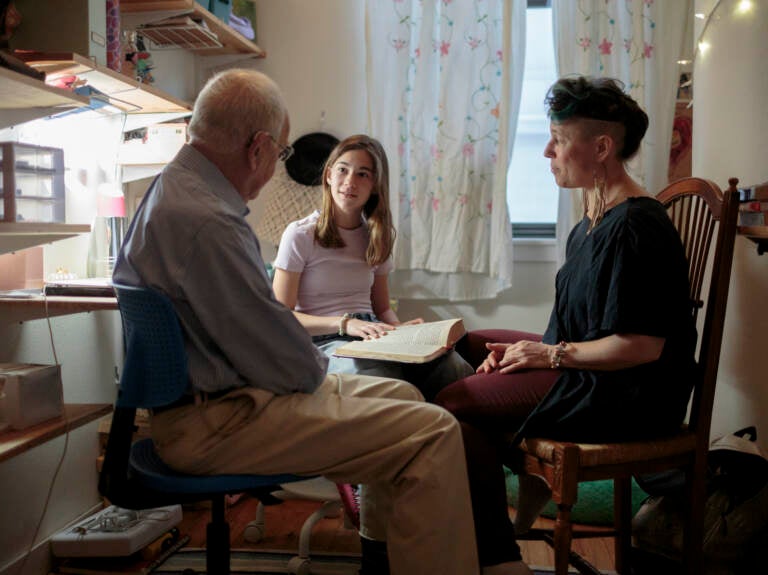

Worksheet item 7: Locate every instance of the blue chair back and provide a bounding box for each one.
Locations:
[113,284,188,409]
[102,283,320,574]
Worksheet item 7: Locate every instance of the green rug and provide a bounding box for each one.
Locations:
[505,467,649,525]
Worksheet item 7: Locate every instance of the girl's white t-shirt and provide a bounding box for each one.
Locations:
[274,211,393,316]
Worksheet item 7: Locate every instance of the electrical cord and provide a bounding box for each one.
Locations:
[13,292,66,575]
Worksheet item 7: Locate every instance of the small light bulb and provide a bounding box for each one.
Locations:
[736,0,753,14]
[695,12,706,19]
[698,41,711,55]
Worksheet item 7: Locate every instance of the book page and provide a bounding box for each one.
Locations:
[332,318,465,363]
[334,341,445,363]
[371,318,461,346]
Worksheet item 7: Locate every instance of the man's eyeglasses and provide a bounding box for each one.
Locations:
[249,131,294,162]
[276,141,294,162]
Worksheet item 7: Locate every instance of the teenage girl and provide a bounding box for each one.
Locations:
[273,134,472,400]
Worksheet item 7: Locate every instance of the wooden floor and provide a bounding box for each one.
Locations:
[177,493,617,571]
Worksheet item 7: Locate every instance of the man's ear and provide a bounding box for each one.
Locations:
[247,132,265,169]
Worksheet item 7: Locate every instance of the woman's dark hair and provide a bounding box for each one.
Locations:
[545,76,649,159]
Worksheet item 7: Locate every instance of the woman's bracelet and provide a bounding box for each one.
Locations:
[550,341,567,369]
[338,313,352,337]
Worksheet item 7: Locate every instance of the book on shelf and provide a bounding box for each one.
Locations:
[333,318,466,364]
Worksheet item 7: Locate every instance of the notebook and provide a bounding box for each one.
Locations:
[43,278,115,297]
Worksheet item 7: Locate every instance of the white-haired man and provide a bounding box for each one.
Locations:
[113,69,479,575]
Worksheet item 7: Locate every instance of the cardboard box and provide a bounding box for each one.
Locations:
[0,246,43,290]
[0,363,63,430]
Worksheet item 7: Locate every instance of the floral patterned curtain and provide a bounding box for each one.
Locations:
[366,0,527,301]
[552,0,689,265]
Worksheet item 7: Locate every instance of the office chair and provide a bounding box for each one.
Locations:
[244,478,360,572]
[99,283,326,575]
[461,177,739,575]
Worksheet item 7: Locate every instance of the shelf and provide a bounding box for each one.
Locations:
[0,403,112,463]
[738,225,768,255]
[121,0,265,56]
[17,52,193,115]
[0,295,118,324]
[0,66,90,130]
[0,222,91,256]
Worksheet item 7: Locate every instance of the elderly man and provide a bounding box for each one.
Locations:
[113,69,478,575]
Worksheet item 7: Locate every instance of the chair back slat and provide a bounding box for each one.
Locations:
[656,177,739,442]
[113,284,189,408]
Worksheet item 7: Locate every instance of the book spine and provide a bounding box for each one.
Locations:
[144,534,189,574]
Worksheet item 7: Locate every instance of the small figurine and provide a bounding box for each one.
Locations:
[123,32,155,84]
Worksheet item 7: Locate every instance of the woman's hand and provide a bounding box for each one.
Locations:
[476,334,666,374]
[478,341,552,374]
[347,319,395,340]
[399,317,424,326]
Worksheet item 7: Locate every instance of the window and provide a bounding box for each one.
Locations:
[507,4,558,238]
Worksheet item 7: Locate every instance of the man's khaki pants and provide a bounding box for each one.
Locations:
[151,373,479,575]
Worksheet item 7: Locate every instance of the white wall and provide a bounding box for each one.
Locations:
[249,0,369,145]
[692,0,768,446]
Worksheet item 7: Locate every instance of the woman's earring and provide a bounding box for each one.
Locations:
[587,170,606,233]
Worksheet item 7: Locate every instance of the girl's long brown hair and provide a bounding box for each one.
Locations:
[315,135,395,266]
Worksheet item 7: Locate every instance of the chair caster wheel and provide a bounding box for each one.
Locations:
[287,556,312,575]
[243,522,265,543]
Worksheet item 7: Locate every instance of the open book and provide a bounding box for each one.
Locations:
[333,318,466,363]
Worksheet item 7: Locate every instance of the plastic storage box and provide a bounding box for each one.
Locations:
[51,504,183,557]
[0,142,65,223]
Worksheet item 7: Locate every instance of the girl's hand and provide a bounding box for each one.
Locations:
[478,341,552,374]
[400,317,424,326]
[347,319,395,340]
